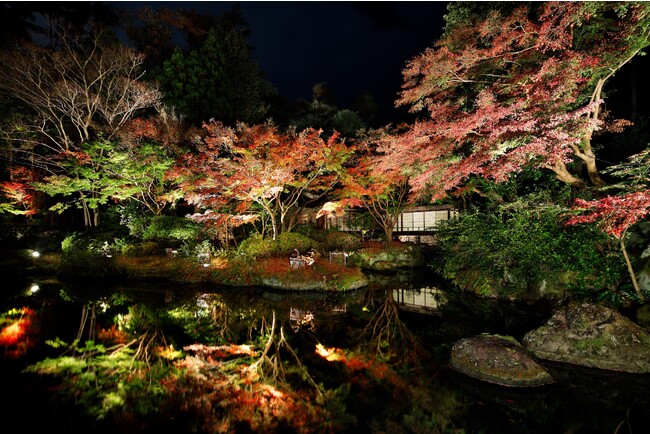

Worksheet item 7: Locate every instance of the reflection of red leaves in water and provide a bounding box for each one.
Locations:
[160,344,335,433]
[96,325,129,345]
[0,307,38,359]
[316,344,404,388]
[184,343,257,360]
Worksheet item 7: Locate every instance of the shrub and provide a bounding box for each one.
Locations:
[142,215,202,243]
[238,232,320,258]
[276,232,319,255]
[238,234,276,258]
[293,224,326,242]
[121,241,164,257]
[61,230,122,256]
[323,231,361,251]
[434,207,625,297]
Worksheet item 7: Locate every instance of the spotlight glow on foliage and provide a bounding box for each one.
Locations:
[315,343,344,362]
[0,307,37,358]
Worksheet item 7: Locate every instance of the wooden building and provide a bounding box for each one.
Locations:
[322,205,458,234]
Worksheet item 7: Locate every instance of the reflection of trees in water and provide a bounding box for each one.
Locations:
[76,303,97,342]
[168,293,265,345]
[360,289,424,360]
[21,283,471,432]
[248,310,321,392]
[168,295,321,390]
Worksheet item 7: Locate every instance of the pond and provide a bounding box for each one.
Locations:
[2,270,650,434]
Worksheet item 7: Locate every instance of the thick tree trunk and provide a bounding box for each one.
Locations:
[384,227,393,244]
[583,151,605,187]
[549,162,585,187]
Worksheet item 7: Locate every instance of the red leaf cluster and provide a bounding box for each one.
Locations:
[566,190,650,239]
[0,166,40,215]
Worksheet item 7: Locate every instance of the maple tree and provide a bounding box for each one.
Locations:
[174,121,351,241]
[320,133,410,243]
[0,29,160,155]
[35,115,184,225]
[0,28,161,226]
[383,2,650,202]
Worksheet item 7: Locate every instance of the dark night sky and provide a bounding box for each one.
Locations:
[119,1,449,120]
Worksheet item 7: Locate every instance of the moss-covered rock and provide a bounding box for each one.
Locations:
[348,243,425,271]
[450,334,554,387]
[523,303,650,373]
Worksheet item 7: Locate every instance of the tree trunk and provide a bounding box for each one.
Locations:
[550,162,585,187]
[620,237,643,299]
[384,226,393,245]
[81,196,91,228]
[270,215,278,240]
[583,152,605,187]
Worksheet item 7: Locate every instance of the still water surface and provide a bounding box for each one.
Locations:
[2,271,650,433]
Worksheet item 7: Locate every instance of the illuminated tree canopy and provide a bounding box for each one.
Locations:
[383,2,650,201]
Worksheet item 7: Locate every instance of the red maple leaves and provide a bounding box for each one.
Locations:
[174,121,350,239]
[566,191,650,239]
[0,166,39,216]
[387,2,650,201]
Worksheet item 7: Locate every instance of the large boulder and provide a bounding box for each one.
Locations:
[523,302,650,373]
[449,334,554,387]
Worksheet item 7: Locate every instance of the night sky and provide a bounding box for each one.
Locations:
[120,1,449,120]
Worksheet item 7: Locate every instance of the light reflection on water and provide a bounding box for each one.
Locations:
[3,277,650,433]
[393,286,447,315]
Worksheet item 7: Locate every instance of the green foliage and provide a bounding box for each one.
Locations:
[292,223,326,241]
[61,230,126,257]
[443,1,522,36]
[142,215,202,243]
[178,239,215,263]
[237,233,276,258]
[347,211,376,233]
[237,232,320,258]
[157,27,274,124]
[118,202,149,238]
[120,240,163,257]
[24,340,171,421]
[434,206,625,298]
[275,232,319,255]
[329,109,365,137]
[34,140,179,225]
[324,231,361,251]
